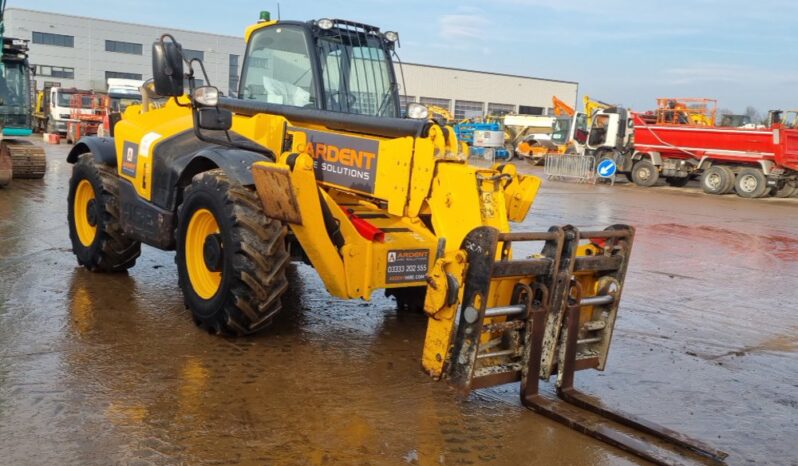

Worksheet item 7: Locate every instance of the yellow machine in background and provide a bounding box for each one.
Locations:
[63,14,724,463]
[583,95,611,127]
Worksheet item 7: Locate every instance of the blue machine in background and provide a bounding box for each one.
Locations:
[454,121,512,160]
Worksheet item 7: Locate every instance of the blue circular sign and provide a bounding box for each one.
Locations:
[597,158,617,178]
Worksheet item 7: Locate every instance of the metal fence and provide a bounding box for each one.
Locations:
[543,154,596,183]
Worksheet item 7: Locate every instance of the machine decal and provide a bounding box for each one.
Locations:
[139,132,162,158]
[121,141,139,177]
[290,127,379,194]
[385,249,429,283]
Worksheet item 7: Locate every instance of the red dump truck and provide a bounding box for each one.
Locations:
[593,109,798,198]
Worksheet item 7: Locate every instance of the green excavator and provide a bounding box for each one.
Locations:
[0,0,46,186]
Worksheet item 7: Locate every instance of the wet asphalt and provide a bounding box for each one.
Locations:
[0,138,796,465]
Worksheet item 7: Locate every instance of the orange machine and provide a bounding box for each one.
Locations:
[66,93,109,143]
[552,96,575,117]
[647,97,717,126]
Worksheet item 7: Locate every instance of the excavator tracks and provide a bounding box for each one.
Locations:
[3,139,47,180]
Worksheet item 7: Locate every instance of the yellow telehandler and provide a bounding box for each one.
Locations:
[65,14,725,464]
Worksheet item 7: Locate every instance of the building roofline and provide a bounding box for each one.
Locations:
[6,7,244,41]
[400,61,578,86]
[9,7,578,86]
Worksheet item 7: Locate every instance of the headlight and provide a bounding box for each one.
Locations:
[384,31,399,43]
[193,86,219,106]
[317,18,334,30]
[406,103,429,120]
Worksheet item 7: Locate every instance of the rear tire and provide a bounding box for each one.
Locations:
[176,169,290,335]
[665,176,690,187]
[773,180,798,198]
[68,154,141,272]
[631,159,659,187]
[700,166,734,195]
[734,167,769,198]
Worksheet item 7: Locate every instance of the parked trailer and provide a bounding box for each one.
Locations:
[615,111,798,198]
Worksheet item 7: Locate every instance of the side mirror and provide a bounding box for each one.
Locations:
[197,108,232,131]
[152,40,184,96]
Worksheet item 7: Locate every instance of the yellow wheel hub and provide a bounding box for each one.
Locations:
[185,208,222,299]
[74,179,97,247]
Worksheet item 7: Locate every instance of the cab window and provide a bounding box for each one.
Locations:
[240,26,317,107]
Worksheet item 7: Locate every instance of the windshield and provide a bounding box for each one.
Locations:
[551,117,571,145]
[0,61,30,108]
[240,25,317,107]
[110,93,142,112]
[56,90,76,108]
[240,25,398,117]
[318,31,397,117]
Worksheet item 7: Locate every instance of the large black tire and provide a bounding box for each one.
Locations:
[665,176,690,187]
[386,286,427,313]
[773,180,798,198]
[734,167,769,198]
[176,169,290,335]
[700,165,735,195]
[631,159,659,187]
[68,154,141,272]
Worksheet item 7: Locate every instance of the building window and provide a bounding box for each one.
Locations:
[419,97,451,112]
[228,54,239,97]
[519,105,544,115]
[105,40,142,55]
[35,65,75,79]
[183,49,205,62]
[454,100,484,120]
[32,31,74,48]
[488,103,515,116]
[106,71,143,81]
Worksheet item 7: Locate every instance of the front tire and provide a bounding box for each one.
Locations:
[631,159,659,187]
[67,154,141,272]
[176,169,290,335]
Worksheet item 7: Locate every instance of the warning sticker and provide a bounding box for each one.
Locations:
[121,141,138,177]
[386,249,430,284]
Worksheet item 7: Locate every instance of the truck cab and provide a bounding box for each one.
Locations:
[38,86,96,134]
[106,78,143,113]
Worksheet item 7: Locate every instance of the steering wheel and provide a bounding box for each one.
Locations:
[328,90,357,111]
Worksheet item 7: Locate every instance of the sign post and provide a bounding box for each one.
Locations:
[596,157,617,186]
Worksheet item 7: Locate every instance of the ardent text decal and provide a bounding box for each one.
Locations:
[289,127,379,194]
[386,249,429,284]
[121,141,139,177]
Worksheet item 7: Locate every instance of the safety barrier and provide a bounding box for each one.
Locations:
[543,154,596,183]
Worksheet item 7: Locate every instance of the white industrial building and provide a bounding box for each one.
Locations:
[6,8,578,117]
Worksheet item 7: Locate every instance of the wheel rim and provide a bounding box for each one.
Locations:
[186,208,222,299]
[739,174,757,193]
[74,179,97,247]
[638,167,651,181]
[706,172,722,190]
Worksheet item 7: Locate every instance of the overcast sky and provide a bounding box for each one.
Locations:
[15,0,798,113]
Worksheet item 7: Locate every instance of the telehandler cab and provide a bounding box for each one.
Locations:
[66,14,726,464]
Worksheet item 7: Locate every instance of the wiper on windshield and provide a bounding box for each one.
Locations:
[376,82,397,117]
